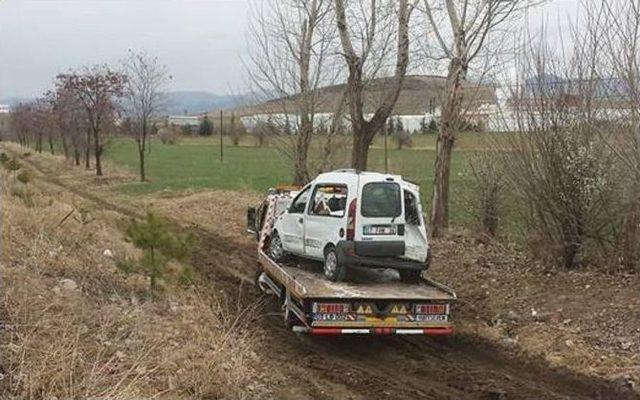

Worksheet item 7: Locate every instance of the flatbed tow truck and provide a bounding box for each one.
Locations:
[248,190,457,336]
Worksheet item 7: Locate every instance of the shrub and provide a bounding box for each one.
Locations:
[159,129,179,145]
[117,212,194,292]
[0,152,9,164]
[199,116,213,136]
[498,126,620,269]
[16,169,32,184]
[392,129,413,150]
[4,157,21,173]
[428,118,438,133]
[468,151,503,237]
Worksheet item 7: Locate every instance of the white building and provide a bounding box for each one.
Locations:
[0,104,10,114]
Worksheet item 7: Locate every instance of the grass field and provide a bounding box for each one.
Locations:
[105,133,507,228]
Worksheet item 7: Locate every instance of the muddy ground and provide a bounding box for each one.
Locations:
[6,145,640,400]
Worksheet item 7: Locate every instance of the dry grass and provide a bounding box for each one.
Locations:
[0,167,270,399]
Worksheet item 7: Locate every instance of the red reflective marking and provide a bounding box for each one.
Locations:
[423,327,453,336]
[310,328,343,335]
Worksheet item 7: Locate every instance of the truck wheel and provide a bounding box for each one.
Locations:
[323,247,346,281]
[268,232,286,262]
[399,269,422,283]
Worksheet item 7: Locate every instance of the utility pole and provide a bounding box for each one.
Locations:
[219,110,224,163]
[384,118,389,173]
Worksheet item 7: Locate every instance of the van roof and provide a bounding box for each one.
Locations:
[314,169,405,184]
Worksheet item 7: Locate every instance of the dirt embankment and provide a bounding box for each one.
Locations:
[3,143,639,400]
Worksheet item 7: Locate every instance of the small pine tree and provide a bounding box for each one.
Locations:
[428,118,438,133]
[420,116,428,134]
[117,212,194,292]
[199,116,213,136]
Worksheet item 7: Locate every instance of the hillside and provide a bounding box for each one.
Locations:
[164,91,248,115]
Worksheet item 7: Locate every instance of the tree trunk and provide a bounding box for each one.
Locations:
[61,134,69,160]
[139,147,146,182]
[85,128,91,169]
[94,128,102,176]
[429,58,466,237]
[292,116,312,185]
[350,128,372,171]
[138,122,147,182]
[430,131,455,237]
[74,148,80,166]
[48,134,55,154]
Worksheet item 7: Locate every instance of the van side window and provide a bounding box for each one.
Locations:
[289,186,311,214]
[404,190,421,225]
[309,184,348,217]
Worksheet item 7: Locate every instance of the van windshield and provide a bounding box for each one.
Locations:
[361,182,401,218]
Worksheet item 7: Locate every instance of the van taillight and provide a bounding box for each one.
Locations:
[346,199,357,240]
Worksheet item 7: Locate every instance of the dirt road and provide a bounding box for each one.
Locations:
[194,229,634,400]
[15,150,638,400]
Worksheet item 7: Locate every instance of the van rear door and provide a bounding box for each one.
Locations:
[356,176,406,248]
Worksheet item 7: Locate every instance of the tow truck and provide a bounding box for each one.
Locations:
[247,187,457,336]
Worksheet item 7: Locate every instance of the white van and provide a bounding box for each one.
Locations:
[267,170,430,282]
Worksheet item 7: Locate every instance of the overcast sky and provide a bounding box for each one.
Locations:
[0,0,577,99]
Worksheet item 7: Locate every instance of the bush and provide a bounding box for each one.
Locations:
[392,129,413,150]
[117,212,194,292]
[498,126,620,269]
[0,152,9,165]
[159,129,179,145]
[16,169,32,184]
[468,151,503,237]
[4,157,21,173]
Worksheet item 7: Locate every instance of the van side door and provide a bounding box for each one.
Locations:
[279,185,311,255]
[304,183,349,260]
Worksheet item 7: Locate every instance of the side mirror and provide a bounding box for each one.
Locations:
[246,207,257,236]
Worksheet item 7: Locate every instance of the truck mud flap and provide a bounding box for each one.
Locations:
[292,326,453,336]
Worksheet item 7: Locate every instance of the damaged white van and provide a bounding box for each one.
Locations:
[267,169,430,282]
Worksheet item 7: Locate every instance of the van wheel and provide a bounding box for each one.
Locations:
[323,246,346,281]
[399,269,422,283]
[268,232,286,262]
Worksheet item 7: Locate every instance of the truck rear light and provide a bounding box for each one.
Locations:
[313,302,350,314]
[414,304,448,315]
[346,199,357,240]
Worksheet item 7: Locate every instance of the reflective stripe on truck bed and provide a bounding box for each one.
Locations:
[292,326,453,335]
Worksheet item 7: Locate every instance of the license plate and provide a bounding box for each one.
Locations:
[364,225,396,235]
[415,314,448,322]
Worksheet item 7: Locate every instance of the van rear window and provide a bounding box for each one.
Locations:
[361,182,401,218]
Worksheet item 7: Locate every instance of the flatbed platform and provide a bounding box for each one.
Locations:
[259,250,456,301]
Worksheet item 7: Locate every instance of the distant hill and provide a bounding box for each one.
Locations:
[1,91,249,115]
[163,91,249,115]
[0,97,34,107]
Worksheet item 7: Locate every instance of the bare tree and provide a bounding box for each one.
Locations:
[334,0,412,170]
[122,51,170,181]
[247,0,335,185]
[585,0,640,270]
[57,66,127,176]
[423,0,532,237]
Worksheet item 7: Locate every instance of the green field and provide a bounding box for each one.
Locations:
[105,134,504,228]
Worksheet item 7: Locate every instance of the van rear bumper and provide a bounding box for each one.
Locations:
[336,241,426,271]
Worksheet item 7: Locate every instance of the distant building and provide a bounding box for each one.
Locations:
[226,75,498,133]
[0,104,9,114]
[167,115,201,127]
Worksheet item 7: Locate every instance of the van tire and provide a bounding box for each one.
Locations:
[323,246,346,281]
[268,232,287,262]
[399,269,422,283]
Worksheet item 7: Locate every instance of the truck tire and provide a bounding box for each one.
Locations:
[268,232,287,262]
[323,246,346,281]
[399,269,422,283]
